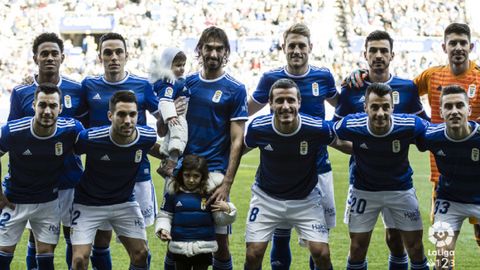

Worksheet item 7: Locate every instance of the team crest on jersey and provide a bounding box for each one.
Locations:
[165,87,174,98]
[468,84,476,98]
[472,148,479,161]
[64,95,72,108]
[392,91,400,104]
[55,142,63,156]
[135,150,142,163]
[300,141,308,155]
[312,82,319,96]
[201,198,207,210]
[212,90,223,103]
[392,140,401,153]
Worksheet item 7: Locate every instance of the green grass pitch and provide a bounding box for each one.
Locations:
[3,148,479,269]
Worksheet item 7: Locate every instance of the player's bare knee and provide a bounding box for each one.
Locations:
[130,246,148,266]
[0,245,16,254]
[72,254,89,270]
[245,247,264,267]
[36,243,56,254]
[214,235,230,259]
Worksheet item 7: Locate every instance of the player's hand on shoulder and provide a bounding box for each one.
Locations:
[0,192,15,210]
[342,69,368,88]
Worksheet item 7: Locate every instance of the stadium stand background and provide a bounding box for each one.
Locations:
[0,0,478,122]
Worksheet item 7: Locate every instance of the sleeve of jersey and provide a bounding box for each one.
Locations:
[251,74,270,105]
[8,89,22,121]
[74,120,85,136]
[0,125,9,154]
[79,79,91,128]
[333,86,351,121]
[145,82,160,115]
[414,116,429,138]
[333,117,351,141]
[230,85,249,121]
[74,130,88,155]
[414,69,432,97]
[413,119,429,152]
[75,86,89,121]
[325,71,338,99]
[322,121,336,145]
[244,122,258,149]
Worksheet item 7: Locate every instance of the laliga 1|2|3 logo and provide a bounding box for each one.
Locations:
[426,221,455,268]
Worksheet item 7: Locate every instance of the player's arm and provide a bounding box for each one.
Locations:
[148,142,163,159]
[207,120,245,204]
[247,96,266,116]
[329,137,352,155]
[326,93,339,108]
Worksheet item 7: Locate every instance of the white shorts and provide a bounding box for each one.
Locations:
[277,172,335,231]
[433,199,480,231]
[245,185,329,244]
[343,184,397,229]
[134,180,158,227]
[59,188,75,227]
[347,187,423,233]
[70,201,146,245]
[0,199,60,246]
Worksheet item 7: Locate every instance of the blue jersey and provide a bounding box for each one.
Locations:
[251,65,338,174]
[153,78,188,101]
[184,72,248,173]
[245,113,335,200]
[334,113,428,191]
[161,192,215,242]
[82,72,159,182]
[334,75,426,121]
[334,75,427,184]
[417,122,480,204]
[0,117,83,203]
[9,76,87,190]
[74,125,157,206]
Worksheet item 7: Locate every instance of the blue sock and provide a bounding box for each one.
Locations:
[129,263,148,270]
[213,257,232,270]
[270,228,292,270]
[347,258,367,270]
[91,246,112,270]
[0,251,13,270]
[410,258,429,270]
[26,240,37,270]
[36,253,54,270]
[65,235,72,269]
[164,251,175,270]
[389,253,408,270]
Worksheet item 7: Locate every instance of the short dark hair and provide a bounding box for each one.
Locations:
[175,154,210,196]
[32,33,64,55]
[173,51,187,64]
[444,23,471,41]
[283,23,311,44]
[365,82,393,103]
[440,85,468,104]
[195,26,230,59]
[365,30,393,51]
[34,82,62,101]
[99,32,127,53]
[268,78,301,102]
[109,90,137,112]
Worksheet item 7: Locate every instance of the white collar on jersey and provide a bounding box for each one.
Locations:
[102,71,130,85]
[33,74,63,87]
[108,126,140,147]
[366,115,394,138]
[444,121,479,142]
[271,115,302,137]
[30,118,58,140]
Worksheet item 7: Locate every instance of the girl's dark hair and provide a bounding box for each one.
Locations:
[174,154,210,196]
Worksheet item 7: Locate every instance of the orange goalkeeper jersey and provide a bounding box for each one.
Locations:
[414,60,480,182]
